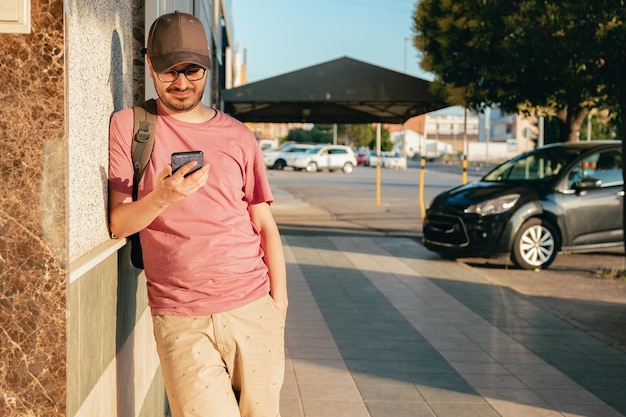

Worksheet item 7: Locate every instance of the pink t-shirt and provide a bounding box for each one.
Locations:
[109,101,273,315]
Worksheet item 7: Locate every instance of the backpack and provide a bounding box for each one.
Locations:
[129,99,157,269]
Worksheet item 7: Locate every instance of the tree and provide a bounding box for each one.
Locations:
[286,124,390,149]
[412,0,626,142]
[368,136,394,152]
[338,124,390,149]
[285,125,332,143]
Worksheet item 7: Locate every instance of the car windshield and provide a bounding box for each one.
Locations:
[483,146,586,182]
[306,147,324,154]
[275,143,293,151]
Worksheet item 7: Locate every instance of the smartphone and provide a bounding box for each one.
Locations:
[171,151,204,177]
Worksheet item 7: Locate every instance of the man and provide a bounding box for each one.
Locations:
[108,11,287,417]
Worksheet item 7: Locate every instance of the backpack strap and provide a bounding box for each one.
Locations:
[131,98,157,201]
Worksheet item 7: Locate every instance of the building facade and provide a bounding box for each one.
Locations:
[390,108,480,158]
[389,106,538,162]
[465,106,538,163]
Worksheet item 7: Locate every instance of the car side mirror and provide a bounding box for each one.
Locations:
[576,177,602,190]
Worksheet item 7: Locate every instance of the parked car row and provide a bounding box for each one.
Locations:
[264,142,410,174]
[423,141,624,270]
[264,143,358,174]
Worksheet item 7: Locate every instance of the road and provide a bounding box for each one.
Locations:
[267,162,626,352]
[269,160,459,237]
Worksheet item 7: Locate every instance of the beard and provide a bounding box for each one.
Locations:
[158,85,205,113]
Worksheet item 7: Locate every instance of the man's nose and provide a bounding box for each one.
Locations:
[171,73,192,88]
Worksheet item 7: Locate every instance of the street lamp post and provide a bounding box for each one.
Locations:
[404,36,412,73]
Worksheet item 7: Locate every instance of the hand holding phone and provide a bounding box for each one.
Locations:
[171,151,204,177]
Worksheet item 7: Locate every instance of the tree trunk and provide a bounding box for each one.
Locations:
[620,93,626,254]
[555,105,589,142]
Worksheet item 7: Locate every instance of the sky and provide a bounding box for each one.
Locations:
[229,0,431,84]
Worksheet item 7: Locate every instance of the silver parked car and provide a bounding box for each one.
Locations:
[289,145,358,174]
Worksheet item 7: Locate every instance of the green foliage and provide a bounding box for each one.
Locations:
[367,137,394,152]
[285,124,390,148]
[579,111,619,140]
[412,0,626,142]
[339,124,390,148]
[285,125,332,143]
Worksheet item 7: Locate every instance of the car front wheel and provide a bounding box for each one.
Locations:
[342,162,354,174]
[273,159,287,170]
[511,218,559,270]
[305,161,318,173]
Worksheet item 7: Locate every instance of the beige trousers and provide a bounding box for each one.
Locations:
[152,295,285,417]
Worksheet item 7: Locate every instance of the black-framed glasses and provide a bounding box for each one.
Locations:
[157,66,207,83]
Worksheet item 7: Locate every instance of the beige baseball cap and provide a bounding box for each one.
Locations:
[146,10,212,72]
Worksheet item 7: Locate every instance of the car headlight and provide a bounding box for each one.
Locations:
[464,194,520,216]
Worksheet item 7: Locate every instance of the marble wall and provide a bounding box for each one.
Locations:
[0,1,68,416]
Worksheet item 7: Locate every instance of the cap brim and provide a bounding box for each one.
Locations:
[150,52,212,73]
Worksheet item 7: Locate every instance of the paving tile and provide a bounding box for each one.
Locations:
[485,399,563,417]
[560,404,626,417]
[298,383,363,401]
[279,398,303,417]
[287,346,343,360]
[475,386,547,405]
[280,381,299,400]
[537,388,609,406]
[438,350,498,363]
[292,369,355,386]
[357,382,425,402]
[461,373,526,389]
[515,373,585,390]
[416,385,483,404]
[408,372,475,390]
[449,361,512,375]
[365,401,434,417]
[428,402,501,417]
[286,336,338,349]
[301,399,371,417]
[499,362,570,376]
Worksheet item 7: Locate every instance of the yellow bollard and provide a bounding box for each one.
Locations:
[419,156,426,220]
[462,155,468,185]
[376,162,381,206]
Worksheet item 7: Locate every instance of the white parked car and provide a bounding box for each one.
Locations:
[263,143,316,170]
[364,151,380,166]
[382,152,407,170]
[289,145,357,174]
[366,151,407,169]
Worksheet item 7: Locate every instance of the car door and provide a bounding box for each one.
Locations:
[312,147,330,170]
[328,147,348,169]
[559,149,624,247]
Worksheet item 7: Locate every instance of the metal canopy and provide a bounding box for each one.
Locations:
[221,56,448,124]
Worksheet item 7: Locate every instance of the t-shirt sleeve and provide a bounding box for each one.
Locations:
[242,130,274,205]
[108,107,135,195]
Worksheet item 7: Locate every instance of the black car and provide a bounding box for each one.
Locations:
[423,141,624,270]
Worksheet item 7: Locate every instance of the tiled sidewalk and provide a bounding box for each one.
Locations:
[278,233,626,417]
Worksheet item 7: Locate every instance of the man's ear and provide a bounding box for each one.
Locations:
[146,56,155,79]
